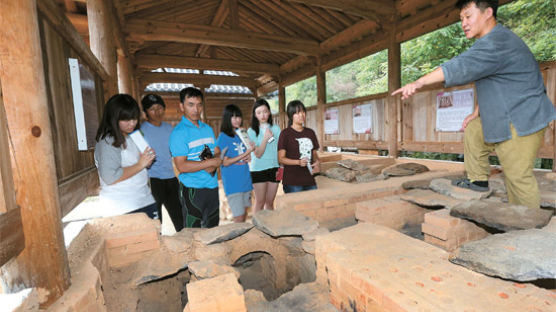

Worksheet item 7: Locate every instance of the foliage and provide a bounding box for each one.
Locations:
[325,50,388,102]
[285,76,317,108]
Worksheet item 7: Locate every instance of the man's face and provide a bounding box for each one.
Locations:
[146,104,165,124]
[180,96,203,123]
[460,2,493,39]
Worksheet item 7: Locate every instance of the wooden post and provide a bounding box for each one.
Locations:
[387,28,401,158]
[87,0,118,96]
[0,0,70,306]
[316,59,326,151]
[117,51,133,94]
[197,84,210,123]
[278,85,286,130]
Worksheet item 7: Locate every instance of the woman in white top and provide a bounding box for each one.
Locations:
[247,99,281,212]
[94,94,157,218]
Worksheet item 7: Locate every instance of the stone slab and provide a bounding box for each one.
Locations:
[188,260,240,280]
[450,229,556,281]
[253,209,319,237]
[451,200,553,231]
[400,189,463,209]
[194,223,254,245]
[186,273,247,312]
[337,159,368,171]
[302,227,330,242]
[324,167,357,182]
[315,223,556,312]
[430,178,492,200]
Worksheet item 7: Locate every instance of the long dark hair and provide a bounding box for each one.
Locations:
[286,100,306,127]
[95,94,140,148]
[220,104,243,137]
[250,98,273,136]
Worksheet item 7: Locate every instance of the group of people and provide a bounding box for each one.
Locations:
[94,0,555,232]
[94,87,320,230]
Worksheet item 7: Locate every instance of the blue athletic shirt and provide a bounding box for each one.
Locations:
[216,132,253,196]
[140,121,175,179]
[169,116,218,188]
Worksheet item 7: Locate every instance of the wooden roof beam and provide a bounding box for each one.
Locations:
[287,0,395,24]
[126,20,321,55]
[136,55,279,74]
[139,72,257,88]
[196,0,229,57]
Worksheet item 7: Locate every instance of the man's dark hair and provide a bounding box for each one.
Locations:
[456,0,498,18]
[220,104,243,137]
[141,93,165,114]
[179,87,204,103]
[96,94,140,148]
[286,100,306,127]
[250,98,274,135]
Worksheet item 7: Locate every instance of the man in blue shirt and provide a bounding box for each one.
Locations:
[169,87,222,228]
[141,94,183,231]
[392,0,556,209]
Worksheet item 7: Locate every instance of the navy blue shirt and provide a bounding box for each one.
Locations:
[441,24,555,143]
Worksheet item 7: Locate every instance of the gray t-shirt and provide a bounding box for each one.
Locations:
[94,136,123,185]
[441,24,555,143]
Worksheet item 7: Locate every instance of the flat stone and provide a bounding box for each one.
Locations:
[244,289,269,312]
[336,159,368,171]
[542,217,556,233]
[450,200,553,231]
[382,165,415,177]
[264,283,338,312]
[324,167,356,182]
[450,229,556,281]
[430,178,492,200]
[134,249,190,285]
[188,260,240,280]
[397,162,429,173]
[193,223,253,245]
[401,189,463,209]
[402,179,431,190]
[355,172,387,183]
[301,227,330,241]
[252,209,319,237]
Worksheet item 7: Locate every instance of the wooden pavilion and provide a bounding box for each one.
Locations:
[0,0,554,308]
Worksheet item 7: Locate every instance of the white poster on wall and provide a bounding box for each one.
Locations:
[435,89,474,132]
[324,107,339,135]
[353,103,372,134]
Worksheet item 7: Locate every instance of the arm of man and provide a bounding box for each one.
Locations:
[173,154,222,173]
[392,67,445,100]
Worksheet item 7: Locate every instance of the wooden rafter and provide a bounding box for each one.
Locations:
[287,0,394,24]
[136,54,279,74]
[196,0,229,57]
[125,20,321,55]
[139,72,256,87]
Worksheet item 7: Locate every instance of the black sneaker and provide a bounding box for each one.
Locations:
[451,178,489,192]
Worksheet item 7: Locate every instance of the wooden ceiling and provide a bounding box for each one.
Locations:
[57,0,512,94]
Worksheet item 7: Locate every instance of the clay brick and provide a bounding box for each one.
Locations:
[104,228,158,249]
[424,209,461,228]
[421,222,450,240]
[187,273,246,312]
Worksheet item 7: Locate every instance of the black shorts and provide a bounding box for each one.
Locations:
[250,167,279,184]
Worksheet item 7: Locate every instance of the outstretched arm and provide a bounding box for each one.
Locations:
[391,67,445,100]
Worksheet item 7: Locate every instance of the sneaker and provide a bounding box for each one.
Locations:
[451,178,489,192]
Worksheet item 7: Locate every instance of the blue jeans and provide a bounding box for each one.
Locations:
[283,184,317,194]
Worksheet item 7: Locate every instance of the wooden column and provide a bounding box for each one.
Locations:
[278,85,286,129]
[87,0,118,96]
[197,84,210,123]
[316,59,326,151]
[117,51,133,94]
[0,0,70,306]
[387,28,401,158]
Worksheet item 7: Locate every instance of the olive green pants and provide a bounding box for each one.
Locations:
[464,117,546,209]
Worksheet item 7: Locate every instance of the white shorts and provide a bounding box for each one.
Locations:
[227,191,251,217]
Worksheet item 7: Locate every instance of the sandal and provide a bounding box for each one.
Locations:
[451,178,489,192]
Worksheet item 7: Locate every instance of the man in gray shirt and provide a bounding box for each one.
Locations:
[392,0,555,209]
